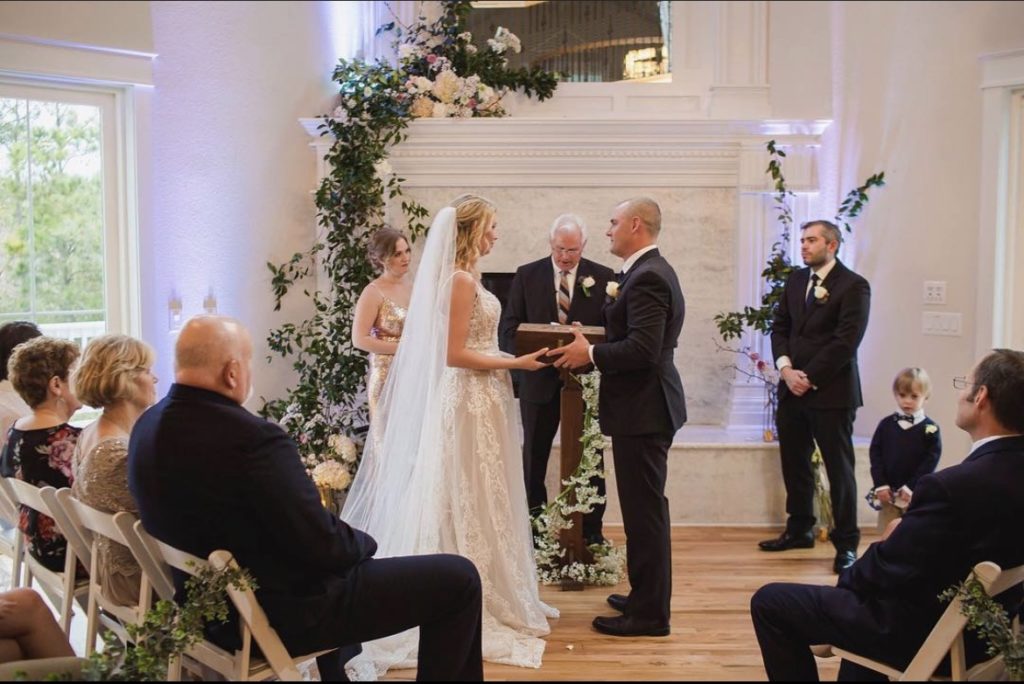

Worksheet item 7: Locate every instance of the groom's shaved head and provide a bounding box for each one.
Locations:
[619,197,662,237]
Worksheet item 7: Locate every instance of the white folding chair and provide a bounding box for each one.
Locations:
[813,560,1024,680]
[0,478,88,635]
[0,482,24,590]
[123,520,329,682]
[52,489,153,654]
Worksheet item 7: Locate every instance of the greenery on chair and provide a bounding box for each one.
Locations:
[941,575,1024,681]
[83,563,255,681]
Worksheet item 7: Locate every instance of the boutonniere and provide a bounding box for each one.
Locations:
[605,281,620,299]
[813,285,830,304]
[925,424,938,435]
[579,275,596,297]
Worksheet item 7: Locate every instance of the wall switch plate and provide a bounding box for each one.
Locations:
[922,311,961,336]
[168,297,183,332]
[923,280,946,305]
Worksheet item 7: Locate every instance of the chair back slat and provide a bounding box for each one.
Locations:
[122,519,175,601]
[208,550,303,682]
[56,490,124,543]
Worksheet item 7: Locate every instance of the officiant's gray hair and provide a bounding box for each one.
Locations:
[620,197,662,236]
[549,213,588,242]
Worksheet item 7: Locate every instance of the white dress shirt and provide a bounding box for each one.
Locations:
[969,434,1021,456]
[775,257,839,372]
[897,407,926,430]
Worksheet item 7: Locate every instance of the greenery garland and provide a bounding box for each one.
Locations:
[533,372,625,586]
[941,574,1024,680]
[262,1,557,480]
[84,563,256,681]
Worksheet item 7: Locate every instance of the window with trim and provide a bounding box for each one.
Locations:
[0,81,130,349]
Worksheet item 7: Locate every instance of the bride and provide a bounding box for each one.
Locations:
[342,194,558,678]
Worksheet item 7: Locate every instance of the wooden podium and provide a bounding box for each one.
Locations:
[515,323,605,588]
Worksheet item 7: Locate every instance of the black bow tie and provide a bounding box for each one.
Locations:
[896,413,914,423]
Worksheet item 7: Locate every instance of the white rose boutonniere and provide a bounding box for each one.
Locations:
[580,275,596,297]
[925,424,938,435]
[606,281,620,299]
[814,285,830,303]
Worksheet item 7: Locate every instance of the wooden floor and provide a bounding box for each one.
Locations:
[388,526,881,681]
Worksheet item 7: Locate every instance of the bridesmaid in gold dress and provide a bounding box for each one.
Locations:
[352,227,413,419]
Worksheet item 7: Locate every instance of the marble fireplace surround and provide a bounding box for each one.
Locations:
[300,117,882,525]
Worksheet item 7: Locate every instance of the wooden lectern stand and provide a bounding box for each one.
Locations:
[515,323,606,590]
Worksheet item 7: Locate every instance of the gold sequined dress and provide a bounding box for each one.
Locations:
[367,290,407,419]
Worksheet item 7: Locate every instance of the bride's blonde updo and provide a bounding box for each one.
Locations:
[450,194,496,269]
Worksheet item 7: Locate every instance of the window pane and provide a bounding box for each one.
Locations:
[0,96,105,343]
[468,1,671,83]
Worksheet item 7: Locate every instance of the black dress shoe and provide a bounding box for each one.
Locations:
[592,615,670,637]
[758,530,815,552]
[833,550,857,574]
[606,593,629,613]
[585,534,609,547]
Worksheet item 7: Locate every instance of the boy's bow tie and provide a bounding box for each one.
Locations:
[896,413,914,422]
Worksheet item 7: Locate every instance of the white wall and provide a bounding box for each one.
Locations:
[815,1,1024,461]
[0,1,153,53]
[143,1,341,407]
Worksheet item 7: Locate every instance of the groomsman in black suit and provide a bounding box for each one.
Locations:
[752,349,1024,680]
[553,197,686,638]
[499,214,615,545]
[759,220,871,574]
[129,316,484,681]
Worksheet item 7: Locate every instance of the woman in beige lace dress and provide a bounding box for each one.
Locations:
[352,227,413,420]
[71,335,158,606]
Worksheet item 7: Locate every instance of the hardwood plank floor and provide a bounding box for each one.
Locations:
[387,525,881,681]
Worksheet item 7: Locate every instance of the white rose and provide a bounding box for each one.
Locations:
[813,285,829,301]
[398,43,416,60]
[606,282,620,298]
[413,76,433,93]
[457,31,473,42]
[432,101,454,118]
[925,424,938,435]
[465,43,478,55]
[432,70,461,104]
[487,38,506,54]
[581,276,596,289]
[410,96,434,118]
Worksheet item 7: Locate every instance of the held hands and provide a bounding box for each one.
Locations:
[513,347,550,371]
[781,366,813,396]
[549,327,591,370]
[876,488,894,505]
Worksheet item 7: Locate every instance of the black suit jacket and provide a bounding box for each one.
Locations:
[499,256,614,403]
[838,435,1024,648]
[128,384,377,647]
[771,259,871,409]
[592,249,686,436]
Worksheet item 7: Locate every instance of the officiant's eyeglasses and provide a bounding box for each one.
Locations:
[552,247,581,256]
[952,376,976,390]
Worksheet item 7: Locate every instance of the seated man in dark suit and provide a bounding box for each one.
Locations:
[751,348,1024,680]
[128,315,483,681]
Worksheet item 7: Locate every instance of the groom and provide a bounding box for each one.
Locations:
[552,197,686,637]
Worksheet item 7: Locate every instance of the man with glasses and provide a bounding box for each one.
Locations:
[759,220,872,575]
[751,348,1024,680]
[499,213,614,545]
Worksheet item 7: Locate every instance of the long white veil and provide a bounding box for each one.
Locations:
[341,206,457,556]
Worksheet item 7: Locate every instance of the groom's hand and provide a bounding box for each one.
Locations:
[550,328,591,369]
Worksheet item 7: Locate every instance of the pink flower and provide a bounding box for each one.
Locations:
[46,436,76,480]
[749,351,760,361]
[467,98,477,108]
[426,54,438,64]
[756,360,767,372]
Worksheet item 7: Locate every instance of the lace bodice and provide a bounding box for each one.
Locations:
[465,280,501,353]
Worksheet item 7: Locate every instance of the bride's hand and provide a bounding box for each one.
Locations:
[513,347,551,371]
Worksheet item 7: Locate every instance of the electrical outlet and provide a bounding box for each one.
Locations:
[168,297,183,332]
[922,312,962,336]
[923,281,946,305]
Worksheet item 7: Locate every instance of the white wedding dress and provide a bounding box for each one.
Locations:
[341,207,557,679]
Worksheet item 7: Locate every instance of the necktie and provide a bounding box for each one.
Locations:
[804,273,819,311]
[615,271,625,283]
[558,270,571,324]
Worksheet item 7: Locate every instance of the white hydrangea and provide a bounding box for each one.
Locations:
[432,101,454,118]
[327,434,358,462]
[432,69,462,104]
[312,460,352,491]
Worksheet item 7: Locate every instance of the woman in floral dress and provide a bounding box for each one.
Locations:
[0,337,82,572]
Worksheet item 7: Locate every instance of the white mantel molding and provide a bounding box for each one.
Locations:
[300,117,829,189]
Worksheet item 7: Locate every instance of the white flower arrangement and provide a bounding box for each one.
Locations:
[533,372,625,586]
[312,460,352,491]
[605,282,620,299]
[328,433,359,463]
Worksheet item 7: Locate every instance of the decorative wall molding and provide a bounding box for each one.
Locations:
[0,34,155,86]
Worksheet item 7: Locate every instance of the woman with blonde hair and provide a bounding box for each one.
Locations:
[70,334,158,606]
[351,226,413,420]
[0,337,82,572]
[343,195,556,677]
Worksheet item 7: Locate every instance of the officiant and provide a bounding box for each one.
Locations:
[499,213,615,546]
